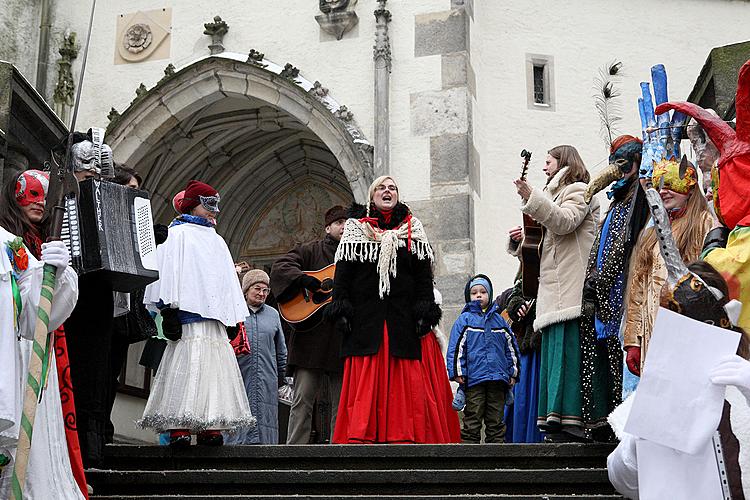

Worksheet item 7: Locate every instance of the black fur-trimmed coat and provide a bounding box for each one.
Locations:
[326,202,441,360]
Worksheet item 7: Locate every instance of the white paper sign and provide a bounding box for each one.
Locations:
[636,438,724,500]
[624,307,740,454]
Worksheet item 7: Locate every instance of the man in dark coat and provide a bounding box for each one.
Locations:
[270,205,347,444]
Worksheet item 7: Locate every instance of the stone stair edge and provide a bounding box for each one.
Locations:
[103,443,616,459]
[87,467,611,484]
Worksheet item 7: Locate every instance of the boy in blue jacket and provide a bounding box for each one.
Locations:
[446,274,520,443]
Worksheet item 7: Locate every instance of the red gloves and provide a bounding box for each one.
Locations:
[625,346,641,377]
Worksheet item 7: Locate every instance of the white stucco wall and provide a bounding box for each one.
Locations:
[46,0,445,201]
[6,0,750,440]
[469,0,750,292]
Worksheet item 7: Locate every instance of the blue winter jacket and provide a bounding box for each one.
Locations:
[446,300,521,388]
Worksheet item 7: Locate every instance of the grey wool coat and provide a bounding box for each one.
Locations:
[225,304,287,445]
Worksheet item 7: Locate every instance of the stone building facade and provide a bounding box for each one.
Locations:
[1,0,749,441]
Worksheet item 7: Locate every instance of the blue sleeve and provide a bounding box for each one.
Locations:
[446,314,468,381]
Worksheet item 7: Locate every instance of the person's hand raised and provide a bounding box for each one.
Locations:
[513,179,532,202]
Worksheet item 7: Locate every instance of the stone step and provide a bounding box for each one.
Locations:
[101,443,615,471]
[87,468,617,496]
[94,495,624,500]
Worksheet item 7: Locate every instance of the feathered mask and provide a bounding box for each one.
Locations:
[655,59,750,230]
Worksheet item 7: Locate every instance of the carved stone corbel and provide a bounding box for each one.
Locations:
[203,16,229,55]
[315,0,359,40]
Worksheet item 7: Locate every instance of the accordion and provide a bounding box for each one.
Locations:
[62,178,159,292]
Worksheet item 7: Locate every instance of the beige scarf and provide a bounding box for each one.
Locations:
[334,215,434,298]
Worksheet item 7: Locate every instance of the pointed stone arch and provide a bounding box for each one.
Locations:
[105,54,373,257]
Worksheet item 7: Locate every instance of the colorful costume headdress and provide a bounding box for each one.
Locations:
[638,65,732,328]
[655,60,750,230]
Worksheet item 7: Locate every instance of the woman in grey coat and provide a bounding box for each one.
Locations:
[226,269,287,445]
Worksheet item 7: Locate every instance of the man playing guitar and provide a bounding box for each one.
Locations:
[270,205,347,444]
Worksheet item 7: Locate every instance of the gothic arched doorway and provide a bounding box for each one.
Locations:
[106,54,373,265]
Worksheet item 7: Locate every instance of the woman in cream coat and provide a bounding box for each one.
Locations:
[511,145,599,440]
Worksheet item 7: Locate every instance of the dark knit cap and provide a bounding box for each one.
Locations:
[324,205,347,226]
[180,180,218,214]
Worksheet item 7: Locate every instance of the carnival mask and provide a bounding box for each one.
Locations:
[652,157,697,195]
[199,193,221,214]
[655,59,750,230]
[70,140,113,176]
[15,170,50,207]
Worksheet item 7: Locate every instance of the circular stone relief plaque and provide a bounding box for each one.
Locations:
[123,23,153,54]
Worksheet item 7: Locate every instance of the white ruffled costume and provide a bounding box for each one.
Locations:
[0,227,82,499]
[140,220,255,433]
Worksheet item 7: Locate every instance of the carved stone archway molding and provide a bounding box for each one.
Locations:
[106,53,374,205]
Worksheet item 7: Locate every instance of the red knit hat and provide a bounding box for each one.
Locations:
[180,180,219,214]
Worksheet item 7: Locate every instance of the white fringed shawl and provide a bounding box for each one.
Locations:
[334,215,434,298]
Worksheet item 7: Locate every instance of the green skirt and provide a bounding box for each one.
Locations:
[537,319,583,432]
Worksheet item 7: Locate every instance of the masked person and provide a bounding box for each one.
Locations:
[578,135,649,440]
[0,169,84,499]
[139,180,255,446]
[623,160,711,375]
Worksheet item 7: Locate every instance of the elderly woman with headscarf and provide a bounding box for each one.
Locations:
[225,269,287,445]
[326,176,460,444]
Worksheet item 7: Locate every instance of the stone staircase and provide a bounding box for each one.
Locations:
[88,443,622,499]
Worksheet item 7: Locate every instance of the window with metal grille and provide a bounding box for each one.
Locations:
[533,64,546,104]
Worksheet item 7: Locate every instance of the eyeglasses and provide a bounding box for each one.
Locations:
[375,184,398,193]
[251,286,270,294]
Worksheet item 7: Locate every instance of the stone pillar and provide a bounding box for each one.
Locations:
[411,5,475,327]
[373,0,391,178]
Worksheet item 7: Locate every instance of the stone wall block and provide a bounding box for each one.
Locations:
[161,74,222,122]
[411,87,468,137]
[440,305,462,335]
[245,74,282,108]
[441,52,468,89]
[430,133,469,184]
[277,86,314,127]
[469,139,481,195]
[414,9,466,57]
[410,194,471,241]
[129,101,177,146]
[215,70,249,98]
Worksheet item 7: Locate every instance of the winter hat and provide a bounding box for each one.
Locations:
[242,269,270,295]
[324,205,347,226]
[172,190,185,214]
[464,274,493,303]
[180,180,219,214]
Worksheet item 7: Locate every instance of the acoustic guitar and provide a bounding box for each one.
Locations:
[278,264,335,329]
[519,149,543,299]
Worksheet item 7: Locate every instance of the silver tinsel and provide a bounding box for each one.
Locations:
[136,412,256,434]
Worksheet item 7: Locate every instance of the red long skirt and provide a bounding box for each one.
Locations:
[333,324,461,444]
[54,326,89,498]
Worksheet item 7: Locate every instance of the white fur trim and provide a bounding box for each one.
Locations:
[533,305,582,332]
